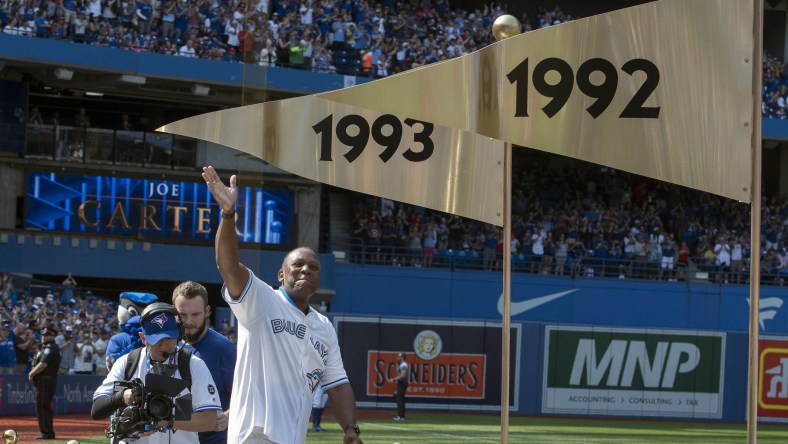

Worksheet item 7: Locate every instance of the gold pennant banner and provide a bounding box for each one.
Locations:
[159,0,754,227]
[319,0,754,202]
[159,96,505,225]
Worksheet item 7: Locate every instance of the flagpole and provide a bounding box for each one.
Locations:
[500,140,512,444]
[746,1,763,443]
[491,16,521,444]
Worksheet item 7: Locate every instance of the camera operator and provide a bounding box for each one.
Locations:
[91,303,223,443]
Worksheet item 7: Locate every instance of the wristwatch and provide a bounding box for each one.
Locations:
[344,424,361,436]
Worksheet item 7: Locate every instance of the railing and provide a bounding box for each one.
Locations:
[24,124,197,169]
[331,238,786,286]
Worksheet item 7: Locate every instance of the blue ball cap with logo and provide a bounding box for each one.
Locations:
[142,311,179,345]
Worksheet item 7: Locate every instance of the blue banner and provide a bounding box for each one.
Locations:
[331,266,788,334]
[1,374,103,416]
[25,171,295,246]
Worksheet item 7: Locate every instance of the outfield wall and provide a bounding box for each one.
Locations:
[333,317,783,423]
[2,261,787,422]
[0,326,783,424]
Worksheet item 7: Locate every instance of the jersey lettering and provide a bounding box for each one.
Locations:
[271,319,306,339]
[310,337,329,365]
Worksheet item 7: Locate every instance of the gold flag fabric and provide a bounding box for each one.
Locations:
[160,0,754,227]
[159,96,505,225]
[320,0,754,203]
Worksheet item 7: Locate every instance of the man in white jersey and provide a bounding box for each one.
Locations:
[202,166,363,444]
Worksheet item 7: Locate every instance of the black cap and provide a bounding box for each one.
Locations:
[40,327,57,336]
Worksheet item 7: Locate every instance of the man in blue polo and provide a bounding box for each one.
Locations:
[171,281,234,444]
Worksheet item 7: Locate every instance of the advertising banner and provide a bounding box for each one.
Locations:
[334,317,519,411]
[24,171,294,246]
[0,374,103,416]
[758,337,788,422]
[542,326,725,418]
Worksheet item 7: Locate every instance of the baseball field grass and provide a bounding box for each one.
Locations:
[64,412,788,444]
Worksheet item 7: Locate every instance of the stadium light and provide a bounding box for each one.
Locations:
[119,74,146,85]
[191,84,210,96]
[54,68,74,81]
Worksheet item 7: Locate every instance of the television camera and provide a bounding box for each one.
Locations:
[106,373,192,443]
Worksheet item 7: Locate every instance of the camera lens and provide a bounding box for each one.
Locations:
[147,395,172,420]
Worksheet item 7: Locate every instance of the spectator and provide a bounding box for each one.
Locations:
[61,273,77,303]
[74,108,91,127]
[0,324,15,374]
[160,0,175,40]
[34,10,50,38]
[73,334,94,374]
[61,0,77,37]
[14,323,34,373]
[312,45,332,72]
[55,325,77,375]
[714,237,732,283]
[93,328,109,375]
[72,11,87,42]
[289,37,306,69]
[101,0,117,22]
[259,37,277,66]
[177,38,196,56]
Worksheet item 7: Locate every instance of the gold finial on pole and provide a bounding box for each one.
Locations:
[492,14,522,41]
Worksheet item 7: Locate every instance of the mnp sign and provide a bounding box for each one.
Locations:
[542,326,725,418]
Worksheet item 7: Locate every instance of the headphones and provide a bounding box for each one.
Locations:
[140,302,185,342]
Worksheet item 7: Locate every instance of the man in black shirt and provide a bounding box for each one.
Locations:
[28,327,61,440]
[13,323,33,373]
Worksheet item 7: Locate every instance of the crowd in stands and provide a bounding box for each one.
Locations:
[3,0,786,113]
[763,52,788,119]
[0,272,236,374]
[0,0,577,76]
[347,151,788,285]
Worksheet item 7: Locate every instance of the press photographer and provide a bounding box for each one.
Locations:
[91,303,225,443]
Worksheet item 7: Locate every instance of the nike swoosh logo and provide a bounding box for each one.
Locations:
[498,289,579,316]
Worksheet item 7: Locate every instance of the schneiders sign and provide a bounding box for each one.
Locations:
[542,326,725,418]
[366,351,485,399]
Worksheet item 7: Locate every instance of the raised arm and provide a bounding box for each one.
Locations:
[202,166,248,298]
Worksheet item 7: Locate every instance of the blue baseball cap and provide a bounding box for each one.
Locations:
[142,311,179,345]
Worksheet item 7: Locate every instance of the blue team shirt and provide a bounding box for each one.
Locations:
[137,1,152,19]
[183,328,236,444]
[0,336,15,368]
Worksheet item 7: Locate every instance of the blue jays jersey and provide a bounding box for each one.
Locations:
[223,268,349,444]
